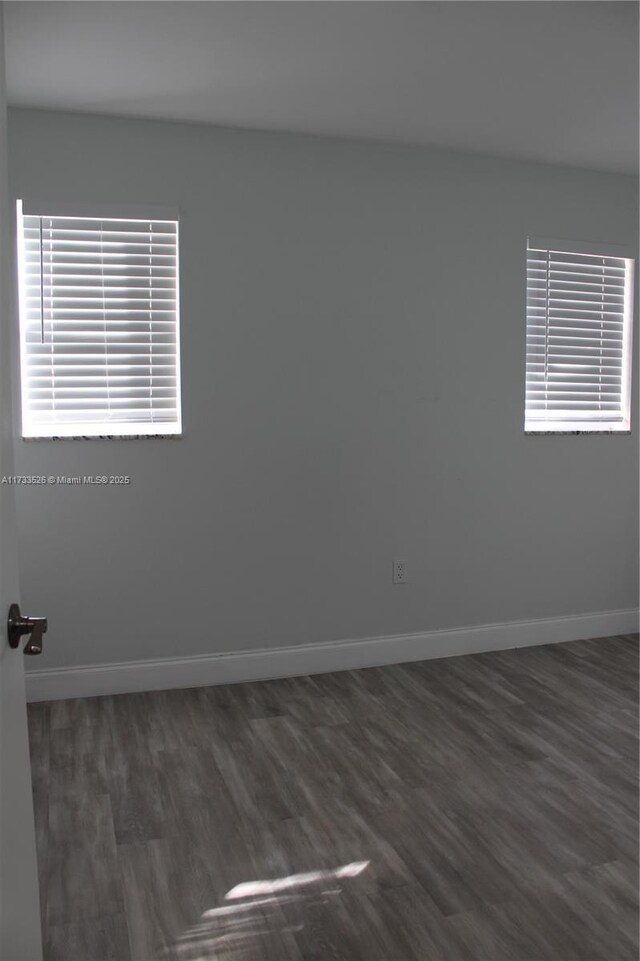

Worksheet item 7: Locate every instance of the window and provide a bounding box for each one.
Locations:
[17,201,181,438]
[525,236,634,433]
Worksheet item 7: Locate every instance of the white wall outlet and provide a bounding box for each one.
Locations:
[392,559,408,584]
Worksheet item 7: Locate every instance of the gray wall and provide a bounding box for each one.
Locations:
[8,108,639,672]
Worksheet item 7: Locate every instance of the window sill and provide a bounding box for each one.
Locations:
[23,434,182,442]
[525,428,631,436]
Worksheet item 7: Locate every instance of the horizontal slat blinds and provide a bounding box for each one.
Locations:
[17,203,181,438]
[525,240,634,432]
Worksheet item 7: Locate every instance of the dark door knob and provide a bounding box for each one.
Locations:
[7,603,48,655]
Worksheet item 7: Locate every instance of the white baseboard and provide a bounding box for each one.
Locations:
[25,608,639,703]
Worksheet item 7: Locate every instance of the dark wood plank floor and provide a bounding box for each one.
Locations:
[28,634,639,961]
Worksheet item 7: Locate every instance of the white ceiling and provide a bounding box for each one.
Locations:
[4,1,639,175]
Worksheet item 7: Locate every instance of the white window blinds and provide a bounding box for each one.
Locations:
[525,237,635,433]
[17,201,181,438]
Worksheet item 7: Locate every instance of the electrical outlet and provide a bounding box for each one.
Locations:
[392,559,408,584]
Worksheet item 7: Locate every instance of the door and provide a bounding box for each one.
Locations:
[0,6,43,959]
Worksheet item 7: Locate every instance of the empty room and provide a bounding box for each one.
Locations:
[0,2,638,960]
